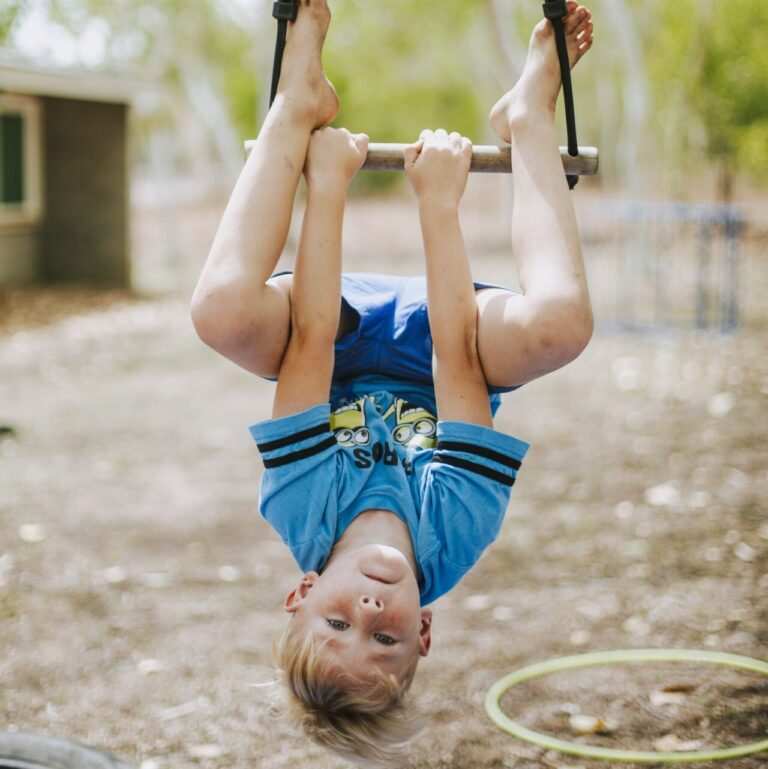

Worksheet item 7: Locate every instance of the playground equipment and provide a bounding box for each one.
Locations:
[260,0,599,183]
[611,201,746,333]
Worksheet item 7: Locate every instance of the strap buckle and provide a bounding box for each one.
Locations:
[273,0,299,22]
[542,0,567,20]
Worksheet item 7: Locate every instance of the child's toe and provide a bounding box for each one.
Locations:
[565,4,587,33]
[576,33,593,58]
[577,20,593,40]
[569,10,591,36]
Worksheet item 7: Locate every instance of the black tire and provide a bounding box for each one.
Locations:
[0,733,134,769]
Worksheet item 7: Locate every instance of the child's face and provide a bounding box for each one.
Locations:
[284,544,432,683]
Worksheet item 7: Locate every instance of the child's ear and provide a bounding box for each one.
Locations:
[418,609,433,657]
[283,571,319,613]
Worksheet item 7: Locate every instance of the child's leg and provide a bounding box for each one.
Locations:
[191,0,338,378]
[477,3,595,388]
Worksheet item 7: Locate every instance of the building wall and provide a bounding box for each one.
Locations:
[41,96,129,286]
[0,228,39,284]
[0,93,42,286]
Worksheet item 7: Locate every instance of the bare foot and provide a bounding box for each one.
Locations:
[489,1,593,142]
[274,0,339,128]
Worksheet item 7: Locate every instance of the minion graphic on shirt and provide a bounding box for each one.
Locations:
[384,398,437,450]
[330,398,371,447]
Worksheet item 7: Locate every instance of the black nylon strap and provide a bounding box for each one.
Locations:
[270,1,299,106]
[542,0,579,190]
[273,0,299,19]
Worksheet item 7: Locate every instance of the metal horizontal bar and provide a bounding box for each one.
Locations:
[244,140,599,175]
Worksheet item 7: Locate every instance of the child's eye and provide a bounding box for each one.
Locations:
[374,633,397,646]
[326,618,349,631]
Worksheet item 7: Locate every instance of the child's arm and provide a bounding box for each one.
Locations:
[272,127,368,419]
[404,130,492,427]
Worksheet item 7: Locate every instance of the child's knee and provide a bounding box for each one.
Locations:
[533,298,593,368]
[190,289,263,357]
[191,278,290,359]
[190,287,249,352]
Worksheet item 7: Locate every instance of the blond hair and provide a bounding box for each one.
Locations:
[272,624,423,768]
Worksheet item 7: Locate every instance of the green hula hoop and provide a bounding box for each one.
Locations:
[485,648,768,763]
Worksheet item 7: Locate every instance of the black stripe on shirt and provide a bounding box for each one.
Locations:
[262,434,338,469]
[436,440,522,471]
[257,422,330,454]
[433,453,516,487]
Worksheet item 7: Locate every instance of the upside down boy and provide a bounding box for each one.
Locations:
[191,0,594,765]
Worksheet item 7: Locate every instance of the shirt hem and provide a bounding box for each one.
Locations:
[437,420,530,459]
[249,403,331,444]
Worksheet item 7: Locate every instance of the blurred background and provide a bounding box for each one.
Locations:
[2,0,768,318]
[1,2,766,769]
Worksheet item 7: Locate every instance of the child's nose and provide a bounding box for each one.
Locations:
[359,595,383,612]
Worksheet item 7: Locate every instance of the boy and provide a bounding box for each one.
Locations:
[191,0,594,765]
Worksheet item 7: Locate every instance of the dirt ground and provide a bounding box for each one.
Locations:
[1,189,766,769]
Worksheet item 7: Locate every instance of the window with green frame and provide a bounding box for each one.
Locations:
[1,112,25,205]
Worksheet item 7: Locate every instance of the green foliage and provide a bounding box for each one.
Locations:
[323,0,488,191]
[223,65,262,142]
[648,0,768,188]
[0,0,25,44]
[8,0,768,194]
[45,0,262,163]
[38,0,489,191]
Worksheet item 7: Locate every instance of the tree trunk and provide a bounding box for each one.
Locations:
[602,0,650,195]
[718,160,734,204]
[486,0,528,90]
